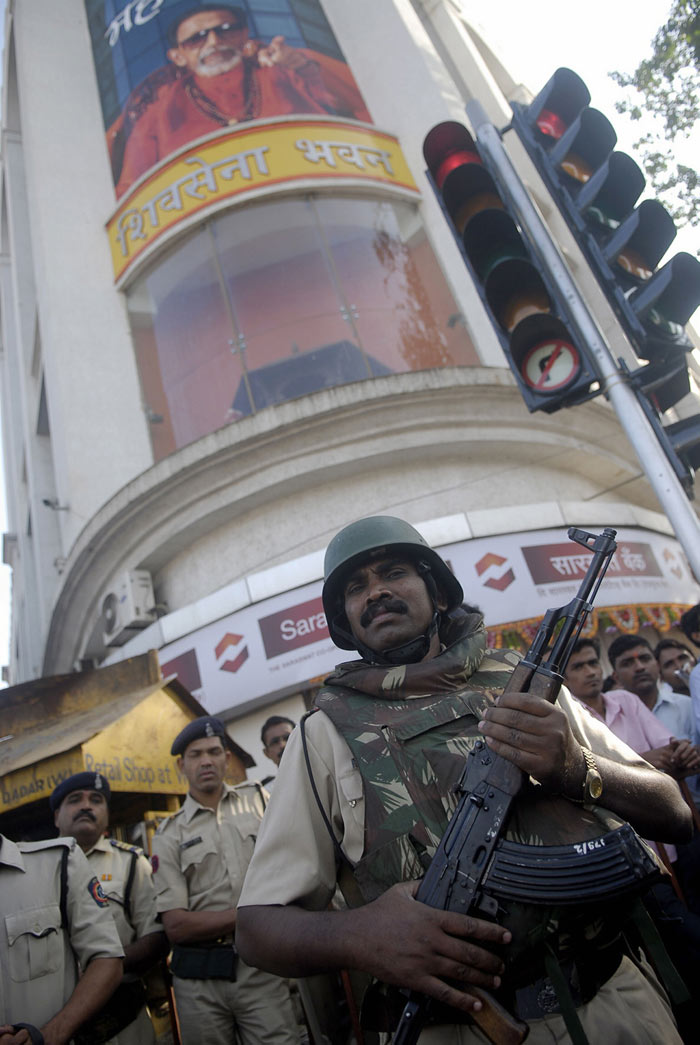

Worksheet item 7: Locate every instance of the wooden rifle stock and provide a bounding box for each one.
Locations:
[390,527,618,1045]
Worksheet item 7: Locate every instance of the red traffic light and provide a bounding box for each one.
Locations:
[423,121,482,189]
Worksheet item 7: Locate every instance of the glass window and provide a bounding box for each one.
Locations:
[127,195,477,461]
[212,198,370,415]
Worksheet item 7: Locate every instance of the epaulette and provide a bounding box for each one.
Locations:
[154,808,183,835]
[231,779,264,792]
[109,838,143,856]
[231,778,268,810]
[18,837,76,853]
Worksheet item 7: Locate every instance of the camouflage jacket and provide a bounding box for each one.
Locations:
[314,609,629,966]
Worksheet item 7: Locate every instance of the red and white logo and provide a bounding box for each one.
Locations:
[215,632,249,674]
[258,596,329,659]
[474,552,515,591]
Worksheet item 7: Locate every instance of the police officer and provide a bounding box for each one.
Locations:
[151,716,298,1045]
[237,516,691,1044]
[0,830,123,1044]
[50,772,167,1045]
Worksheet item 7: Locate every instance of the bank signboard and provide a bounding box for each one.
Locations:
[159,526,699,716]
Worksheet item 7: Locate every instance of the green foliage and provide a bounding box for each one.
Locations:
[610,0,700,230]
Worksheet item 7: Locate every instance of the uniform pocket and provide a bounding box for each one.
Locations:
[180,834,219,874]
[5,904,63,981]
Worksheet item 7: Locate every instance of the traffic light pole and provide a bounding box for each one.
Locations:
[466,100,700,582]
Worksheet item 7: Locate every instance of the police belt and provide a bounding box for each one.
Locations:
[510,942,623,1020]
[171,941,238,981]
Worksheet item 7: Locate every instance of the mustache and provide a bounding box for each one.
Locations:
[360,598,408,628]
[73,810,96,822]
[200,44,240,60]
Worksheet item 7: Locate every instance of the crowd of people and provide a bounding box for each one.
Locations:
[2,515,700,1045]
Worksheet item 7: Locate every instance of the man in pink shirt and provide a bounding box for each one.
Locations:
[564,638,699,780]
[563,636,700,1041]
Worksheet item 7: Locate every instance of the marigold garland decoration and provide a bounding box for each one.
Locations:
[487,604,691,651]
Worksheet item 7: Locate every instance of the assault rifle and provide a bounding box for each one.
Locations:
[391,527,658,1045]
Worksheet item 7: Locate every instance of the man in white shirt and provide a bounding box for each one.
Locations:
[680,605,700,742]
[655,638,695,699]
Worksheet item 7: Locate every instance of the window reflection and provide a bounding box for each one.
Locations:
[127,195,477,461]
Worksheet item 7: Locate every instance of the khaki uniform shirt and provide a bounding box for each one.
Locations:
[152,782,267,918]
[86,837,161,951]
[0,835,124,1028]
[239,687,655,911]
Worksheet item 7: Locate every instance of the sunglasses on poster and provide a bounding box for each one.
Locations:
[177,22,245,49]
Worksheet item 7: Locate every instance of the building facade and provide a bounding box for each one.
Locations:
[1,0,698,776]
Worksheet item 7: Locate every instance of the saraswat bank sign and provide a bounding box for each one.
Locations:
[159,527,698,716]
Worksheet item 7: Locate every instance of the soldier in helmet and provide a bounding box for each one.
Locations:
[237,516,690,1044]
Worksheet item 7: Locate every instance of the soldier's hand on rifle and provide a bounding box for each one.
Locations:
[478,690,585,796]
[351,880,511,1015]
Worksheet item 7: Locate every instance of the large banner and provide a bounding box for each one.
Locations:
[86,0,372,199]
[158,526,699,716]
[108,119,417,281]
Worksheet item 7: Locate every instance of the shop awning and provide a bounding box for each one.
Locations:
[0,650,254,815]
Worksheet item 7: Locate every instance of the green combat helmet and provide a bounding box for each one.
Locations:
[322,516,464,664]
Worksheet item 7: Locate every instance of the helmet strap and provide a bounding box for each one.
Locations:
[332,608,440,666]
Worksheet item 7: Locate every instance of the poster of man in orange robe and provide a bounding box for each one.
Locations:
[91,1,372,199]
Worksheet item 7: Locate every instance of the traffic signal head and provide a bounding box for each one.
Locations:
[511,67,700,484]
[632,385,700,496]
[423,121,600,412]
[511,68,700,372]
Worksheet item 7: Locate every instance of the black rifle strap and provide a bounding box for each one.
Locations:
[123,849,138,923]
[253,779,268,811]
[59,845,69,930]
[543,944,589,1045]
[300,709,356,872]
[627,896,690,1005]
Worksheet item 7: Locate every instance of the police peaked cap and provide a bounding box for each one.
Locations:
[50,771,111,812]
[171,716,232,756]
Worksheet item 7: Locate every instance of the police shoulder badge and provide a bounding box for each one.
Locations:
[88,875,110,907]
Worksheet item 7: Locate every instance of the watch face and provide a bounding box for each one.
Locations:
[587,771,603,801]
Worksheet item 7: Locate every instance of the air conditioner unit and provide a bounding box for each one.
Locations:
[102,569,156,647]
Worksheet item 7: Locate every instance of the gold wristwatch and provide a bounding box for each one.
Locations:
[581,746,603,802]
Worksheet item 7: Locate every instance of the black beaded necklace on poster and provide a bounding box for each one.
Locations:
[184,59,261,125]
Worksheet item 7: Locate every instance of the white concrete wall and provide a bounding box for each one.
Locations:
[9,0,152,555]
